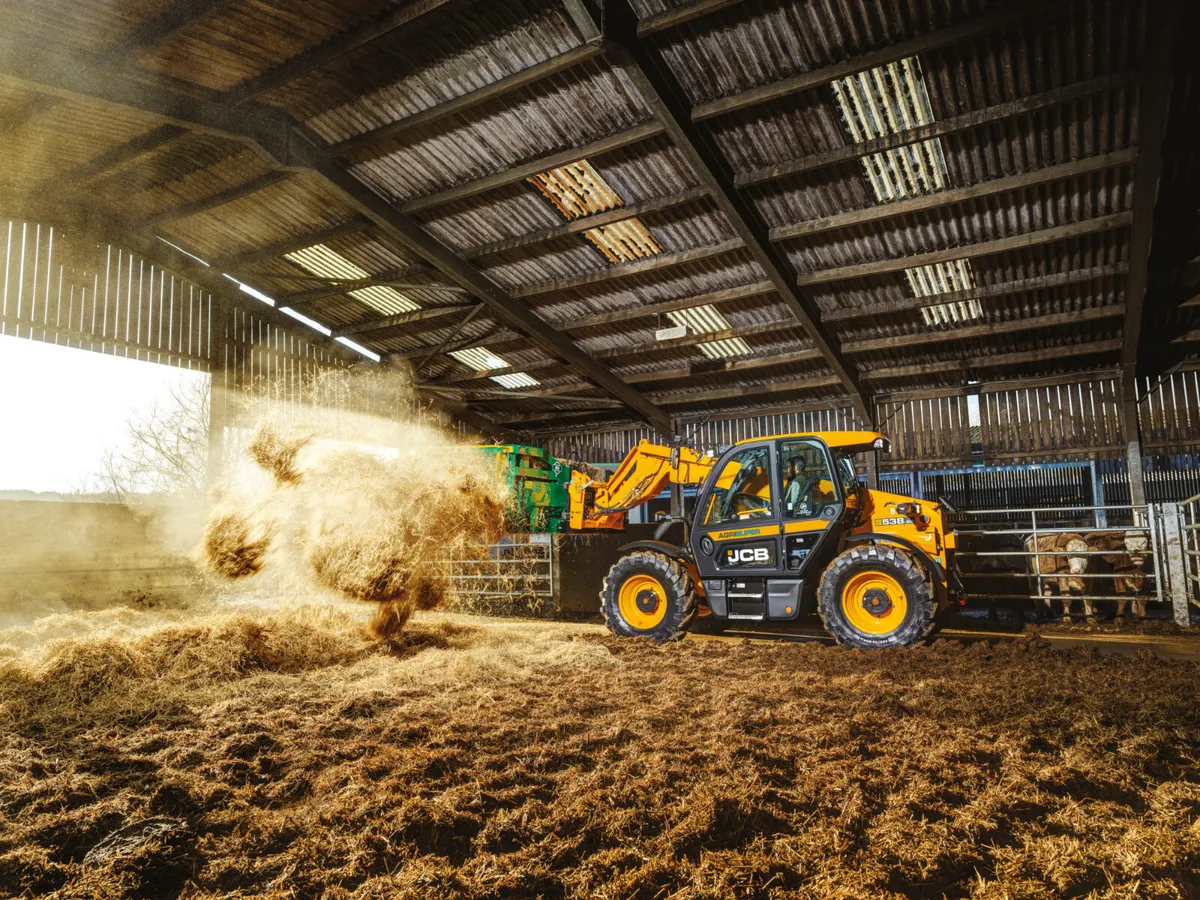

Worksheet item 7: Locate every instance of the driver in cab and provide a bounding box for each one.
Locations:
[784,459,813,518]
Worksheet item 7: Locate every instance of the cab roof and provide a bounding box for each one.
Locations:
[734,431,887,452]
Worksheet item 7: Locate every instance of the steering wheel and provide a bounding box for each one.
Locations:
[732,492,772,519]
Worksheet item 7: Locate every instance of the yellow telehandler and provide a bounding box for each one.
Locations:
[566,431,960,649]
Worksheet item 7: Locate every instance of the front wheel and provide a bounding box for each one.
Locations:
[601,551,697,642]
[817,544,935,648]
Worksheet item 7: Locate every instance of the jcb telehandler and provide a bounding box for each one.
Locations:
[567,431,961,649]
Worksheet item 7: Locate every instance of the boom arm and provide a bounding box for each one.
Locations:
[567,440,715,530]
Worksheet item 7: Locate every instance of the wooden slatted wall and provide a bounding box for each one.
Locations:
[977,375,1125,461]
[875,395,971,465]
[1139,368,1200,452]
[2,220,213,370]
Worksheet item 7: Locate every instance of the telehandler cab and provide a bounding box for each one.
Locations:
[582,431,960,649]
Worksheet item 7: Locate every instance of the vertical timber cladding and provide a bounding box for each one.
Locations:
[538,368,1200,471]
[1,219,214,369]
[1139,368,1200,454]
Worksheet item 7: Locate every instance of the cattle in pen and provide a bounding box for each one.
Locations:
[1023,532,1090,621]
[1084,531,1152,620]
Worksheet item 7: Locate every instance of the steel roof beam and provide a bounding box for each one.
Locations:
[4,0,233,159]
[224,0,461,103]
[325,44,607,159]
[213,219,373,268]
[842,305,1126,354]
[40,125,189,194]
[332,304,478,338]
[435,358,563,384]
[823,265,1129,323]
[35,3,459,193]
[794,212,1133,287]
[592,321,817,361]
[636,0,748,36]
[772,151,1137,242]
[279,264,458,311]
[559,280,775,330]
[398,121,665,215]
[513,239,743,297]
[143,170,293,227]
[864,339,1123,380]
[463,186,707,259]
[653,374,843,406]
[739,73,1130,188]
[692,0,1070,122]
[585,0,873,424]
[1123,1,1179,394]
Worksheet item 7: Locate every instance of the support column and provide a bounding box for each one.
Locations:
[863,451,879,491]
[206,294,230,489]
[1123,399,1147,508]
[1160,503,1193,626]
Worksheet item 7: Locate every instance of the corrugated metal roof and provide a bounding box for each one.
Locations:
[0,0,1192,435]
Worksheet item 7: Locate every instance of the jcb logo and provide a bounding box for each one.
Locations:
[727,547,770,564]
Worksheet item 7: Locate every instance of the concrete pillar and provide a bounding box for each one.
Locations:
[1123,399,1147,508]
[863,451,879,491]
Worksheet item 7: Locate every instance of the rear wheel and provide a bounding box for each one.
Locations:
[818,543,935,649]
[601,551,696,642]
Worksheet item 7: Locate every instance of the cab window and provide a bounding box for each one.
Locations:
[702,446,772,525]
[779,440,836,519]
[835,454,859,499]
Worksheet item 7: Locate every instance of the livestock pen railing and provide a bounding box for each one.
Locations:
[446,536,554,615]
[1180,493,1200,617]
[952,502,1194,625]
[952,504,1162,616]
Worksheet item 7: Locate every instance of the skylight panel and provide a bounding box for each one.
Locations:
[831,56,948,201]
[491,372,541,389]
[285,244,419,315]
[529,160,622,219]
[584,218,664,263]
[698,338,751,359]
[905,259,984,326]
[449,347,509,371]
[666,304,731,333]
[530,159,665,265]
[447,347,540,390]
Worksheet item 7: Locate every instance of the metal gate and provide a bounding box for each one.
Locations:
[446,536,554,612]
[953,503,1162,615]
[952,501,1196,626]
[1170,494,1200,623]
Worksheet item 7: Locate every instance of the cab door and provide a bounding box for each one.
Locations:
[691,441,782,577]
[777,437,848,577]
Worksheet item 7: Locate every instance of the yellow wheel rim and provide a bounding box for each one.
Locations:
[617,574,668,630]
[841,571,907,636]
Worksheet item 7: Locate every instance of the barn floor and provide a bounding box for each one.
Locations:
[2,605,1199,900]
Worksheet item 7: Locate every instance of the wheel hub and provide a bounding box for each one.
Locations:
[862,587,893,618]
[635,589,660,614]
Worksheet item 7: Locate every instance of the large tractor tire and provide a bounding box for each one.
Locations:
[601,550,697,642]
[817,543,935,649]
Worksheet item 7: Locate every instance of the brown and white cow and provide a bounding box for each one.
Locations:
[1085,531,1151,620]
[1024,532,1090,621]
